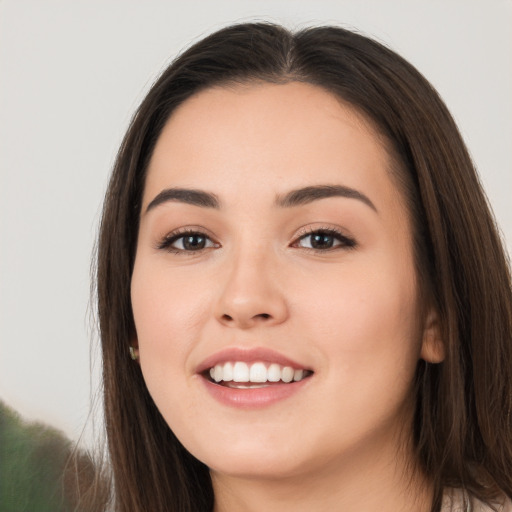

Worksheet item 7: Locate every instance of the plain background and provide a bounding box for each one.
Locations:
[1,0,511,446]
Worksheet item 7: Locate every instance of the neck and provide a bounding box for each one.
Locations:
[211,434,433,512]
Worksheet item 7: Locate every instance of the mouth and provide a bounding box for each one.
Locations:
[205,361,313,389]
[197,347,314,407]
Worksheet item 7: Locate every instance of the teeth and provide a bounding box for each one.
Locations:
[233,362,250,382]
[213,365,223,383]
[267,363,281,382]
[223,362,233,381]
[293,369,304,381]
[208,361,309,384]
[249,362,267,383]
[282,366,294,383]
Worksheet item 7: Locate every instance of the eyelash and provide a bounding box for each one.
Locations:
[157,227,357,254]
[292,227,357,252]
[157,228,218,254]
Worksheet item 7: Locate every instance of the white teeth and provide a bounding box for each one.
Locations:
[249,362,267,383]
[208,361,309,384]
[267,363,281,382]
[281,366,294,383]
[213,365,223,383]
[233,362,249,382]
[223,362,233,382]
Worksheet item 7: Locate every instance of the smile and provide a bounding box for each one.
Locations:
[197,348,314,407]
[208,361,312,387]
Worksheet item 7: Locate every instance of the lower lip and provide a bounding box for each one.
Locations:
[200,376,311,408]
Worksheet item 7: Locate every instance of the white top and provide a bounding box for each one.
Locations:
[441,489,512,511]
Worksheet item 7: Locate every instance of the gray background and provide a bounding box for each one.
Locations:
[1,0,511,446]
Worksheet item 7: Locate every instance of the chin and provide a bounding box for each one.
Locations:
[207,453,307,481]
[186,433,318,481]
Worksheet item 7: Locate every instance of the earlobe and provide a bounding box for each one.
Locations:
[420,309,445,363]
[129,337,140,362]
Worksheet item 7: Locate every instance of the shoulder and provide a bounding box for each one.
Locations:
[442,488,512,512]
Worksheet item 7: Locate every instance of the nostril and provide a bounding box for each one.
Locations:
[220,312,271,323]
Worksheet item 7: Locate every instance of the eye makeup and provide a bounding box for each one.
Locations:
[155,224,357,256]
[291,226,357,252]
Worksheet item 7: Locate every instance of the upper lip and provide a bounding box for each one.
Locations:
[196,347,311,374]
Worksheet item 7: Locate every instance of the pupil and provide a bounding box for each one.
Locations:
[311,233,333,249]
[183,235,205,250]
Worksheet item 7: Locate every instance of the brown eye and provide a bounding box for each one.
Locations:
[179,234,208,251]
[296,229,356,251]
[309,232,336,249]
[159,231,218,253]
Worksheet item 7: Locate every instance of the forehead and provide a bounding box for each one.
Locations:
[144,82,403,215]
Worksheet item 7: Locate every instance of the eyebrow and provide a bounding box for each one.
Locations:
[145,188,220,213]
[145,184,377,214]
[275,185,377,212]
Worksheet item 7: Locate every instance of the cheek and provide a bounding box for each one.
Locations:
[130,262,209,388]
[291,261,422,441]
[295,257,422,370]
[130,265,215,438]
[132,260,209,339]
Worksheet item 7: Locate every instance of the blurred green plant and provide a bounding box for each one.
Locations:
[0,399,72,510]
[0,399,108,511]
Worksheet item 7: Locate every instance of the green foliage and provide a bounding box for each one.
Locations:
[0,400,72,512]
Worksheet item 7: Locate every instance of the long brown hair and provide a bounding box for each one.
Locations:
[93,23,512,511]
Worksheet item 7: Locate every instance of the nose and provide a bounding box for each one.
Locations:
[214,250,289,329]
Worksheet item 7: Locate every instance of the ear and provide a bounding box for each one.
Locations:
[420,308,445,363]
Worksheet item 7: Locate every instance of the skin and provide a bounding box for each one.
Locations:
[131,82,444,512]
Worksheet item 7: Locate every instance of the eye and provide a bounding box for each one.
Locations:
[158,230,218,253]
[293,228,356,251]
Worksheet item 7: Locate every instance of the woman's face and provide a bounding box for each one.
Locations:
[131,82,441,480]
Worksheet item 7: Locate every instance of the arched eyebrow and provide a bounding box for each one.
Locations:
[145,188,220,213]
[275,185,377,212]
[144,184,377,214]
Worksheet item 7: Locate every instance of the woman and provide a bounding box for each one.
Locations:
[92,23,512,511]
